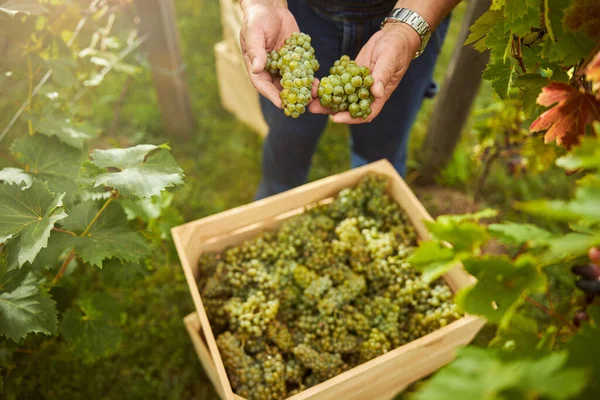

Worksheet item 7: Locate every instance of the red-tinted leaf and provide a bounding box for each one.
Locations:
[530,82,600,149]
[564,0,600,40]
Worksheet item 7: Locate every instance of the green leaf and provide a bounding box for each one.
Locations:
[408,241,457,283]
[556,135,600,171]
[0,273,58,342]
[514,73,550,118]
[10,134,86,204]
[46,59,78,88]
[566,306,600,399]
[0,0,48,17]
[425,220,489,253]
[484,57,516,99]
[415,347,586,400]
[61,201,150,268]
[31,115,96,149]
[101,259,149,287]
[60,293,122,362]
[0,180,67,267]
[414,347,519,400]
[488,222,555,246]
[465,10,504,52]
[121,191,174,222]
[89,144,184,199]
[542,0,596,65]
[0,167,32,188]
[435,209,498,224]
[456,256,545,324]
[516,187,600,222]
[0,262,30,293]
[505,0,541,36]
[537,232,600,266]
[489,313,541,352]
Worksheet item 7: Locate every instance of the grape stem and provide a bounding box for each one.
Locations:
[524,296,577,332]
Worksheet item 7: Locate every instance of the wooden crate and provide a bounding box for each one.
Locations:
[214,40,268,137]
[173,160,485,400]
[219,0,243,53]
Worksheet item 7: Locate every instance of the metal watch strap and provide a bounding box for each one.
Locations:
[380,8,431,58]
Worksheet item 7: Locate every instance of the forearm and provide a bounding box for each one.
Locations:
[393,0,461,29]
[240,0,287,12]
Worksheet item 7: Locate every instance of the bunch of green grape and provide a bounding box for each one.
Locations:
[265,32,320,118]
[317,55,375,119]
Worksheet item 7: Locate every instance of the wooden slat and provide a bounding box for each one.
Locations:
[173,159,485,400]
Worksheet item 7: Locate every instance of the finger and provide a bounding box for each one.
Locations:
[369,48,398,99]
[308,101,334,115]
[241,23,268,74]
[243,52,282,107]
[311,78,320,98]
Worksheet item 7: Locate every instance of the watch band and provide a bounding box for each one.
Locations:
[381,8,431,58]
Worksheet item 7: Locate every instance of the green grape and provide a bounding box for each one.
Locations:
[339,102,349,111]
[363,75,374,87]
[358,87,370,100]
[344,83,355,94]
[295,104,306,114]
[351,75,363,87]
[349,102,359,114]
[359,99,370,111]
[340,55,350,62]
[292,111,300,118]
[348,93,359,103]
[341,73,351,84]
[333,85,344,96]
[324,84,334,94]
[360,66,370,76]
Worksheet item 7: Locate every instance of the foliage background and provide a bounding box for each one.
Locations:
[0,0,589,398]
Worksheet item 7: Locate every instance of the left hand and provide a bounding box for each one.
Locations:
[308,23,422,124]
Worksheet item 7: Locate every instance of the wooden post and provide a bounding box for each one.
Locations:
[417,0,491,184]
[135,0,195,137]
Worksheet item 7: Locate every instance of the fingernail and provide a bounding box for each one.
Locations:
[376,82,384,95]
[252,58,261,71]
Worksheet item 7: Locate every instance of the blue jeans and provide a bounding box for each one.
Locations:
[256,0,450,199]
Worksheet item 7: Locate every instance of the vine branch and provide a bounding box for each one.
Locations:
[524,296,577,332]
[52,227,77,237]
[52,195,116,284]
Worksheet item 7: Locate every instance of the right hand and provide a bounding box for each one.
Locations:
[240,2,300,108]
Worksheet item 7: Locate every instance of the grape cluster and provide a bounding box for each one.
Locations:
[197,174,462,400]
[265,32,320,118]
[317,55,375,119]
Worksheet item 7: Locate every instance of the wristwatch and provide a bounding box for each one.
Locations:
[381,8,431,58]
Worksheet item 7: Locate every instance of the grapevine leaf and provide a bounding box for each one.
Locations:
[565,306,600,399]
[516,187,600,222]
[0,273,58,342]
[120,191,174,222]
[505,0,540,37]
[537,233,600,266]
[10,135,86,204]
[488,222,555,246]
[425,220,489,253]
[45,59,78,88]
[530,82,600,149]
[556,135,600,171]
[464,10,504,52]
[60,201,150,268]
[0,167,32,188]
[563,0,600,40]
[415,347,586,400]
[542,0,596,66]
[408,241,457,283]
[456,256,545,324]
[31,115,96,149]
[489,313,541,353]
[514,73,550,118]
[435,209,498,224]
[0,0,47,17]
[0,263,30,293]
[483,57,515,99]
[60,293,122,362]
[413,347,519,399]
[0,180,67,267]
[89,144,184,199]
[101,259,149,287]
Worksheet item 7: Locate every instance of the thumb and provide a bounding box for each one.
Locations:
[243,25,268,74]
[370,50,397,98]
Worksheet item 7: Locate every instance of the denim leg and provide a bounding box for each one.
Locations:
[256,0,344,200]
[349,16,451,177]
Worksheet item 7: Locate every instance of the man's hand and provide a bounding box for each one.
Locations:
[309,23,421,124]
[240,0,300,108]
